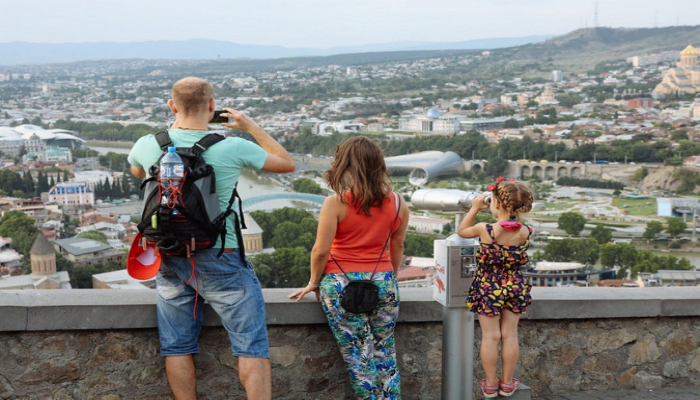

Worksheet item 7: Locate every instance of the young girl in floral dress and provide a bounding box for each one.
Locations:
[457,178,534,398]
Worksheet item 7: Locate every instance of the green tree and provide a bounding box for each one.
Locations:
[0,210,39,257]
[670,129,689,141]
[71,265,100,288]
[589,225,612,244]
[571,238,600,266]
[270,220,316,251]
[631,250,692,278]
[0,169,23,195]
[600,243,637,269]
[502,118,519,129]
[78,231,108,244]
[404,233,434,257]
[250,247,310,288]
[273,247,312,287]
[291,178,323,195]
[36,171,50,193]
[557,212,586,236]
[22,172,35,197]
[642,221,663,242]
[599,243,637,278]
[542,238,599,265]
[250,207,318,247]
[484,156,509,178]
[665,218,687,239]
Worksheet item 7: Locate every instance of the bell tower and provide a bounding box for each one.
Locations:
[30,233,57,276]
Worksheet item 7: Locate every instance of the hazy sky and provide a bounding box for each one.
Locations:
[2,0,699,48]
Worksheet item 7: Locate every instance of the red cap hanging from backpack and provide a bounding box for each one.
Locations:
[127,233,162,280]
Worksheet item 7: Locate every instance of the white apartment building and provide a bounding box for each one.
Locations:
[551,70,563,82]
[408,215,451,233]
[398,116,460,135]
[47,183,95,207]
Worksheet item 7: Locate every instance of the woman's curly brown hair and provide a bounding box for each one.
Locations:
[494,181,534,219]
[324,136,392,216]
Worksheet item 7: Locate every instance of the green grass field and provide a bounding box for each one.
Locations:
[614,198,657,216]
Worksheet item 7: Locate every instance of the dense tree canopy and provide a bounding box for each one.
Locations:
[642,221,664,242]
[589,225,613,244]
[0,210,39,258]
[78,231,108,244]
[247,208,319,288]
[541,238,600,266]
[404,233,434,258]
[291,178,324,195]
[557,212,586,236]
[250,207,319,248]
[665,218,687,238]
[600,243,692,279]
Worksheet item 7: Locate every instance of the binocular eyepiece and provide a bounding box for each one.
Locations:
[411,189,492,213]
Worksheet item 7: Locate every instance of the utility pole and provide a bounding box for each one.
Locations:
[654,10,658,28]
[594,2,599,28]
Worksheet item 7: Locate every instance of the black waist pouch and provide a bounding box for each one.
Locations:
[341,280,379,314]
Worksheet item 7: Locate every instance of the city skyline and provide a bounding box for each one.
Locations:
[2,0,700,48]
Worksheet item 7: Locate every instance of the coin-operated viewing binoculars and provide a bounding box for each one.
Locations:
[410,188,491,400]
[411,189,490,308]
[410,189,491,213]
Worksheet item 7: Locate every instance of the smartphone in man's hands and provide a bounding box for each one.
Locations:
[210,110,228,123]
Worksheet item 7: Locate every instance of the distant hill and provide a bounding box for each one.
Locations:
[491,25,700,71]
[2,26,698,73]
[0,35,552,66]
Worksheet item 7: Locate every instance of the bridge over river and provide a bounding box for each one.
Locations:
[464,160,652,180]
[242,193,326,211]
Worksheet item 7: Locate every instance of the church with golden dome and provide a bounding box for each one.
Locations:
[652,44,700,98]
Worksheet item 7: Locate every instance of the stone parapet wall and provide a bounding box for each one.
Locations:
[1,287,699,399]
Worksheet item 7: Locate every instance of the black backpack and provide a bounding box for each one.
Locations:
[137,131,246,259]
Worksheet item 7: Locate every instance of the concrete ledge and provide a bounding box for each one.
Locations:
[0,291,28,331]
[1,286,700,331]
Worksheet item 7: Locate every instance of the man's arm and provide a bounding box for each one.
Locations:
[222,108,295,173]
[131,165,147,179]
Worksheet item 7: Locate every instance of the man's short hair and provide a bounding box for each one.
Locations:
[171,77,214,116]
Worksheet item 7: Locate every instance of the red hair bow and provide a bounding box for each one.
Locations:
[487,176,505,192]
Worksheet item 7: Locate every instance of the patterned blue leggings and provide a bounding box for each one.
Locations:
[320,272,401,400]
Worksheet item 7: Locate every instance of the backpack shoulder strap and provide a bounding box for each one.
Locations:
[192,134,226,156]
[145,131,172,179]
[154,131,172,150]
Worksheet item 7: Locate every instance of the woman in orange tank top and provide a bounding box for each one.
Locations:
[289,136,409,399]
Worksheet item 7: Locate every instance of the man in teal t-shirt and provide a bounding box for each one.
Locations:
[128,77,294,400]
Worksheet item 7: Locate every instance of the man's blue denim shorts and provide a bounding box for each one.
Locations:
[155,248,269,358]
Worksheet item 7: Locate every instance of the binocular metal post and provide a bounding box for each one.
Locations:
[433,233,479,400]
[442,307,475,400]
[411,190,485,400]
